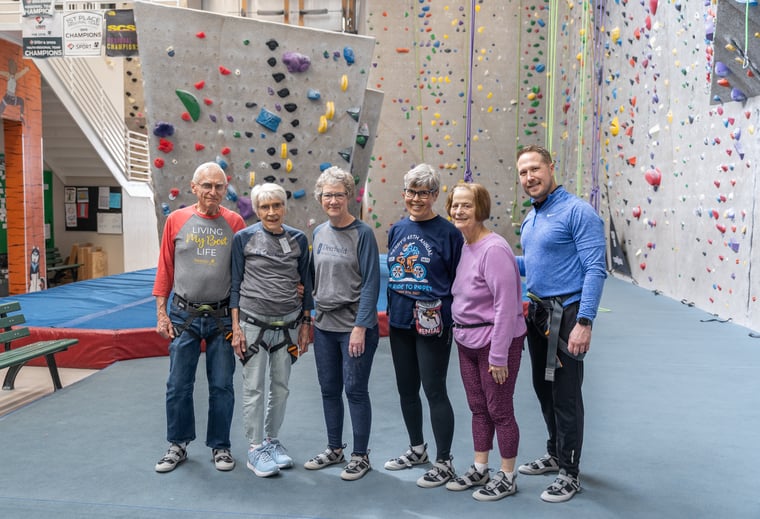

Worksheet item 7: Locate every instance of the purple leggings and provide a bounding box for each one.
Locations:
[457,335,524,459]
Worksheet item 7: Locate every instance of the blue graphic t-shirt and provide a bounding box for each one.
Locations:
[386,215,463,328]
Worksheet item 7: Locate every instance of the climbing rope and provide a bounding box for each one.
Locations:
[462,0,477,182]
[411,1,426,161]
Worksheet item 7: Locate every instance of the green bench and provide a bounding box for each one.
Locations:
[0,301,79,391]
[46,247,81,287]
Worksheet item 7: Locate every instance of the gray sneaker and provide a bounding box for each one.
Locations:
[446,464,489,491]
[384,444,429,470]
[518,453,559,475]
[341,453,371,481]
[155,443,187,473]
[540,469,581,503]
[303,444,346,470]
[265,438,293,469]
[416,457,455,488]
[473,470,517,501]
[212,448,235,471]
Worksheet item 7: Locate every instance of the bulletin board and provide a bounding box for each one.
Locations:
[64,186,123,233]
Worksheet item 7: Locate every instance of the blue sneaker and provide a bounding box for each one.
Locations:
[247,444,280,477]
[265,438,294,469]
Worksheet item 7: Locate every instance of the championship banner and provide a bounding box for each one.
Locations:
[22,12,63,58]
[21,0,55,17]
[105,10,138,57]
[63,11,104,57]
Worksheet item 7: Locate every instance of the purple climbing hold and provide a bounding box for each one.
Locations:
[714,61,729,77]
[282,51,311,73]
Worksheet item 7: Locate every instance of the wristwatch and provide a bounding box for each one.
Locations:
[577,317,592,328]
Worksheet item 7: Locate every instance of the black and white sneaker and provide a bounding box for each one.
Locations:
[303,444,346,470]
[341,453,371,481]
[416,457,455,488]
[473,470,517,501]
[155,443,187,473]
[384,444,429,470]
[518,453,559,475]
[540,469,581,503]
[446,464,489,491]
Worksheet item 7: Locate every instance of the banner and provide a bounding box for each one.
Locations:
[21,0,55,18]
[105,10,138,57]
[22,13,63,58]
[63,11,104,57]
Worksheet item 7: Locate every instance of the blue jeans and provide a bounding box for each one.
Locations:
[166,302,236,449]
[313,325,379,455]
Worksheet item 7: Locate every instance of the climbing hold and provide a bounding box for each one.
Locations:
[176,89,201,122]
[153,121,175,137]
[221,146,231,155]
[731,88,747,102]
[649,0,658,15]
[610,116,620,136]
[272,72,286,83]
[266,39,279,51]
[226,184,238,202]
[632,206,642,219]
[307,89,321,100]
[194,81,205,90]
[318,115,328,133]
[216,158,228,170]
[282,51,311,73]
[166,46,175,57]
[169,188,180,200]
[245,102,258,108]
[339,147,352,162]
[154,158,165,168]
[219,66,231,75]
[347,107,360,122]
[320,163,332,171]
[325,101,335,120]
[286,159,293,172]
[277,88,290,98]
[715,62,729,77]
[264,175,276,183]
[249,171,256,187]
[270,162,281,170]
[341,74,349,92]
[266,147,276,156]
[157,138,173,153]
[267,57,277,67]
[281,143,288,158]
[256,108,282,132]
[343,46,355,65]
[196,31,206,39]
[282,133,295,142]
[645,168,662,190]
[181,112,192,121]
[195,143,205,151]
[284,103,297,113]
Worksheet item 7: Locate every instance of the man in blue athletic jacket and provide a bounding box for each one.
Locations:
[514,145,606,503]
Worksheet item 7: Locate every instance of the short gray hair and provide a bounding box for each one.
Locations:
[251,183,287,210]
[403,163,440,192]
[314,166,355,201]
[192,162,227,184]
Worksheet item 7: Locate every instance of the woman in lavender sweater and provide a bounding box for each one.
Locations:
[446,183,527,502]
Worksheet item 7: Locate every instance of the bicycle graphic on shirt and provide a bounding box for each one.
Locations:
[389,244,427,282]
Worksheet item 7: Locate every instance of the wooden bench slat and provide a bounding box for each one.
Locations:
[0,339,78,370]
[0,327,31,345]
[0,301,21,315]
[0,314,26,329]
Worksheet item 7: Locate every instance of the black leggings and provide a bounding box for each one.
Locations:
[388,325,455,462]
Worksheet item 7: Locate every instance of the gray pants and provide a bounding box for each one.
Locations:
[240,308,300,446]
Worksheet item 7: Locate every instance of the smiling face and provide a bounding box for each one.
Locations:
[256,196,286,233]
[517,150,557,203]
[191,165,227,216]
[320,182,351,223]
[449,187,478,236]
[403,184,438,221]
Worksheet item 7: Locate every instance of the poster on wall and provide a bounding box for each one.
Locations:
[22,9,63,58]
[21,0,55,17]
[105,10,138,57]
[63,11,104,58]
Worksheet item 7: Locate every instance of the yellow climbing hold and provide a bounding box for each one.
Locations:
[281,143,288,159]
[610,116,620,136]
[611,27,620,44]
[249,171,256,187]
[286,159,293,172]
[325,101,335,120]
[341,74,348,92]
[318,115,328,133]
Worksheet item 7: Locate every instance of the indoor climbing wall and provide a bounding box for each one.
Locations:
[361,0,596,251]
[134,2,376,234]
[598,0,759,328]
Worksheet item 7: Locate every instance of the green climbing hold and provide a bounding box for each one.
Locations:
[176,89,201,122]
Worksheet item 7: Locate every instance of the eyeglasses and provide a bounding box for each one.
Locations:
[404,188,437,200]
[320,192,348,201]
[198,182,227,192]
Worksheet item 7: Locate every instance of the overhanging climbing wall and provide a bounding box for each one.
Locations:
[134,2,376,235]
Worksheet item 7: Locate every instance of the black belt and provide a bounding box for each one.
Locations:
[453,322,493,329]
[173,294,229,311]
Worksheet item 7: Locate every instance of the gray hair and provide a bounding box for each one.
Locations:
[314,166,355,201]
[192,162,227,184]
[403,163,440,192]
[251,183,287,210]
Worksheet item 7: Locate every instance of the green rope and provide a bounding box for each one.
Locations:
[411,3,425,160]
[512,0,525,224]
[546,0,559,153]
[575,0,591,193]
